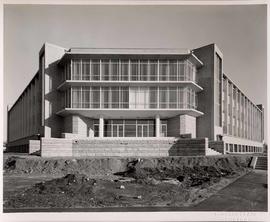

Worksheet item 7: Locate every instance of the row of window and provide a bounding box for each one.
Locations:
[225,144,262,153]
[222,76,263,142]
[62,59,197,82]
[93,119,167,137]
[63,86,198,109]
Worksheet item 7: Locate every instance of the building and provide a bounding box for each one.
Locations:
[6,43,264,156]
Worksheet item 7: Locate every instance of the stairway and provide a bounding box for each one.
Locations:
[255,156,268,170]
[206,147,222,156]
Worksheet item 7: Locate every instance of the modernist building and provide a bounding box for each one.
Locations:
[7,43,264,155]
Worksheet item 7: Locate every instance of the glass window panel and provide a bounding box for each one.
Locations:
[72,87,81,108]
[72,60,81,80]
[91,59,100,80]
[125,124,136,137]
[82,87,90,108]
[149,60,158,81]
[91,87,100,108]
[121,60,129,81]
[149,87,157,108]
[121,87,129,108]
[131,60,139,81]
[82,60,90,80]
[159,60,168,81]
[178,61,185,81]
[159,87,167,108]
[169,87,177,108]
[94,125,99,137]
[140,60,148,81]
[111,87,119,108]
[102,88,110,108]
[104,123,111,137]
[178,87,184,108]
[101,60,110,80]
[111,59,119,81]
[169,60,177,81]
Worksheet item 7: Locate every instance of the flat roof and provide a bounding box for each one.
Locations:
[58,48,203,67]
[68,47,190,54]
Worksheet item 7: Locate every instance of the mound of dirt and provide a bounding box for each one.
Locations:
[4,155,251,209]
[114,156,250,187]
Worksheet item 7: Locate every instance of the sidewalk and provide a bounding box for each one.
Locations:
[190,170,267,211]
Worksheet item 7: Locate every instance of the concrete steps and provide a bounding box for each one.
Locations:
[255,156,267,170]
[206,147,222,156]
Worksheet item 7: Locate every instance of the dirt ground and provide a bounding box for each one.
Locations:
[3,155,252,210]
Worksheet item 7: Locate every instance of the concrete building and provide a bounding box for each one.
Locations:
[6,43,264,156]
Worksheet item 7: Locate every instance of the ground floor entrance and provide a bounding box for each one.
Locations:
[98,119,167,138]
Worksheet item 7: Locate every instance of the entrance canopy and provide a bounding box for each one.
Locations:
[57,108,204,119]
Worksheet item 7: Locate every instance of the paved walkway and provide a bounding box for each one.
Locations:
[190,170,267,211]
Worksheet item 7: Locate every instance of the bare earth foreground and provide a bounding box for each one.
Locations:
[3,154,267,212]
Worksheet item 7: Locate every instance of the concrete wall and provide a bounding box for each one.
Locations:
[29,140,41,154]
[41,43,66,138]
[179,115,196,138]
[63,115,95,137]
[40,137,208,157]
[41,138,73,157]
[7,73,42,144]
[193,44,223,140]
[223,135,263,148]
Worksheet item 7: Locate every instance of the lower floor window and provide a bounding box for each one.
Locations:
[94,119,167,137]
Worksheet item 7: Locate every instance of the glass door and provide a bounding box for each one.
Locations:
[137,124,148,137]
[112,124,124,137]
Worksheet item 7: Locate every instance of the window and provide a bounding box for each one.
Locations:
[121,60,129,81]
[149,87,157,108]
[140,60,148,81]
[91,87,100,108]
[169,87,177,108]
[159,60,168,81]
[149,60,158,81]
[101,60,110,80]
[159,87,167,108]
[91,60,100,80]
[111,87,119,108]
[169,60,177,81]
[72,60,81,80]
[82,60,90,80]
[131,60,139,81]
[111,59,119,81]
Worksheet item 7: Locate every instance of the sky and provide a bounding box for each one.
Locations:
[3,4,267,142]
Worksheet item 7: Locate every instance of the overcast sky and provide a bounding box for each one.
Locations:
[3,4,267,141]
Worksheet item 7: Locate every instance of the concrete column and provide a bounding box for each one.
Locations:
[99,116,104,138]
[155,115,160,137]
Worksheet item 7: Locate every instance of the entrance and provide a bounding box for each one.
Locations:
[137,124,148,137]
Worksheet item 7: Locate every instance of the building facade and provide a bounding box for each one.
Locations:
[7,43,264,155]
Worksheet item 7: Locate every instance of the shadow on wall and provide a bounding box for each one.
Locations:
[44,60,65,138]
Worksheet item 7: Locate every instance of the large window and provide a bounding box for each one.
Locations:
[104,119,157,137]
[67,86,197,109]
[65,59,197,82]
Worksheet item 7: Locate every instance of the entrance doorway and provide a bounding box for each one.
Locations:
[137,124,148,137]
[112,124,124,137]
